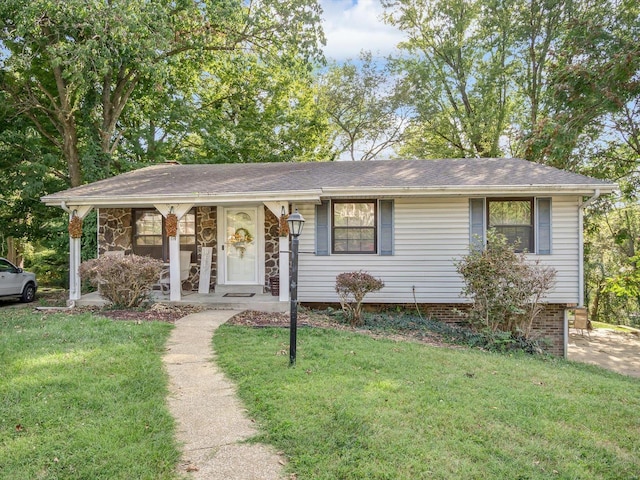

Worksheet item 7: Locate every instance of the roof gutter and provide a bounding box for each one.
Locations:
[42,190,324,208]
[320,184,616,198]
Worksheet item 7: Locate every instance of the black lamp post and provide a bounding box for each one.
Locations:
[287,208,305,367]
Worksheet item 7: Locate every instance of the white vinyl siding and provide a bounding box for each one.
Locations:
[532,196,580,302]
[297,196,580,305]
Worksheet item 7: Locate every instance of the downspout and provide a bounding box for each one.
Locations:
[578,189,600,308]
[569,189,599,359]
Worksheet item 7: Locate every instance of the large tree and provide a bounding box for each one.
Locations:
[119,52,334,164]
[383,0,639,167]
[0,0,325,186]
[384,0,518,158]
[524,0,640,170]
[317,52,411,161]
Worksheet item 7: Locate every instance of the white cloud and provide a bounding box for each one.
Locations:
[320,0,405,62]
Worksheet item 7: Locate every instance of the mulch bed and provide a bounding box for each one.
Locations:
[96,304,208,323]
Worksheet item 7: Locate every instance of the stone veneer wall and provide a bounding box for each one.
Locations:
[264,207,280,289]
[98,207,217,293]
[98,208,132,255]
[190,206,217,293]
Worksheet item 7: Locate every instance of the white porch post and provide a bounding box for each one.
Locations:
[264,202,290,302]
[65,205,93,305]
[69,236,81,302]
[154,203,193,302]
[279,236,290,302]
[168,233,181,301]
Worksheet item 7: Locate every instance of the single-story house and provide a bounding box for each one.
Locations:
[41,158,615,356]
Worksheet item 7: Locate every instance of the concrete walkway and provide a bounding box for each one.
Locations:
[568,328,640,378]
[164,311,285,479]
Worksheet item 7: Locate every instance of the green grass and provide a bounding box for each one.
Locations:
[0,309,180,480]
[591,321,634,332]
[214,325,640,480]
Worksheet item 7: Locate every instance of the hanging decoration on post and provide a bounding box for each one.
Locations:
[278,205,289,237]
[165,211,178,237]
[68,214,83,239]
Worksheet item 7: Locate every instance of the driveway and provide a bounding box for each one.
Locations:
[568,328,640,378]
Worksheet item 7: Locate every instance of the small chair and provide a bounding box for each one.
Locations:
[159,251,192,295]
[573,308,591,338]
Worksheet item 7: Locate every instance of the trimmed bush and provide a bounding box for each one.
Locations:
[455,230,556,338]
[336,271,384,326]
[79,254,163,308]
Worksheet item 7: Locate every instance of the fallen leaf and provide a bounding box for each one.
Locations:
[15,424,24,432]
[186,465,199,472]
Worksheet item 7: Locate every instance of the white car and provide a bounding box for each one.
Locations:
[0,258,37,303]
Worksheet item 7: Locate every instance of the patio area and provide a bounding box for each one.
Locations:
[75,291,288,313]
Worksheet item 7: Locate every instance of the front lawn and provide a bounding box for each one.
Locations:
[0,309,180,480]
[214,325,640,480]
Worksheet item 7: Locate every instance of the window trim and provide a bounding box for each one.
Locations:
[331,200,378,254]
[132,208,197,262]
[486,197,535,253]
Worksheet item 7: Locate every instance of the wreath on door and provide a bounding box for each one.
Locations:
[228,227,254,258]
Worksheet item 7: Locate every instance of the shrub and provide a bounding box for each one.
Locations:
[79,254,163,308]
[335,271,384,326]
[455,230,556,338]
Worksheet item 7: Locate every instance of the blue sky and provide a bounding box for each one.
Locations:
[319,0,405,61]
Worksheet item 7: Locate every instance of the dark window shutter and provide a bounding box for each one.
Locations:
[379,200,394,255]
[315,201,330,255]
[537,198,552,255]
[469,198,485,250]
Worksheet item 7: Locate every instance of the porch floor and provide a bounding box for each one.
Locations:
[75,291,288,313]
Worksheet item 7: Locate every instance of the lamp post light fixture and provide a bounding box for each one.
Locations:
[287,208,305,367]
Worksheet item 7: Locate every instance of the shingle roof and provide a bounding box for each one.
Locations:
[41,158,615,206]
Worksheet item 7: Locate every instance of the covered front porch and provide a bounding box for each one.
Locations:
[40,162,323,309]
[62,201,308,307]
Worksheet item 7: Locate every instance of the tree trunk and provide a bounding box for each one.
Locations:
[63,122,82,187]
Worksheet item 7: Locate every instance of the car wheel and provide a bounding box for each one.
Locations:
[21,283,36,303]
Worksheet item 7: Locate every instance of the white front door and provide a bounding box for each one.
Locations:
[224,207,259,284]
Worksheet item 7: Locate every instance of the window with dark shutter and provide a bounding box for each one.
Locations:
[332,201,377,254]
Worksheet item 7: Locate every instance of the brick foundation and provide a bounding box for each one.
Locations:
[303,302,568,357]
